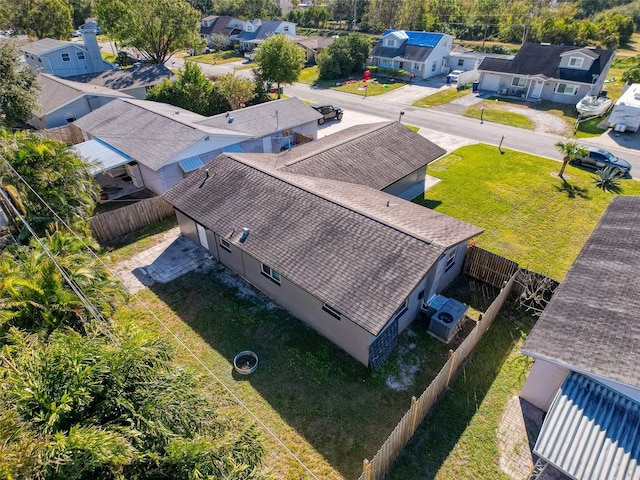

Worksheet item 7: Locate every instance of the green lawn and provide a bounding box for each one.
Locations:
[388,303,535,480]
[189,50,245,64]
[108,251,456,480]
[463,104,535,130]
[413,88,472,107]
[416,144,640,280]
[298,65,320,85]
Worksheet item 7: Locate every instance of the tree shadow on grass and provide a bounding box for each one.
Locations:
[555,178,590,200]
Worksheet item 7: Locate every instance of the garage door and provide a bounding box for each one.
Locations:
[481,73,501,92]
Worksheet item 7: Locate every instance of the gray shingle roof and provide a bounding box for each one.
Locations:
[66,65,174,91]
[21,38,73,55]
[478,43,614,84]
[236,20,284,41]
[370,42,435,63]
[74,99,209,170]
[522,196,640,388]
[164,154,482,335]
[35,73,131,115]
[195,97,322,136]
[274,122,446,189]
[200,15,239,36]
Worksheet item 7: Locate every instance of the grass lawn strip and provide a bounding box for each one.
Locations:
[110,257,454,480]
[463,103,535,129]
[412,88,473,108]
[416,144,640,280]
[387,306,535,480]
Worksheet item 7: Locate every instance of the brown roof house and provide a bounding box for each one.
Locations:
[163,122,482,369]
[520,196,640,480]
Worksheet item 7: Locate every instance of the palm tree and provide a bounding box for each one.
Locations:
[554,140,588,178]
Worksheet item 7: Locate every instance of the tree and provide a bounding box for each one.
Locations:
[622,65,640,84]
[96,0,202,64]
[366,0,401,30]
[208,33,230,51]
[555,140,587,178]
[317,33,371,80]
[0,131,98,238]
[253,34,305,99]
[0,325,270,479]
[214,73,257,110]
[0,43,39,128]
[68,0,93,28]
[146,62,231,115]
[7,0,73,39]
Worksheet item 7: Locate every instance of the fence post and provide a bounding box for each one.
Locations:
[411,396,419,433]
[363,459,372,480]
[446,349,456,387]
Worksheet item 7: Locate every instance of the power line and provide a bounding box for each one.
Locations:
[0,155,322,480]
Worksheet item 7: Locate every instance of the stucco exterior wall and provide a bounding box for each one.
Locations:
[520,359,569,411]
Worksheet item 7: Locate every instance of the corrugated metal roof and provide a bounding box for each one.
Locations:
[534,371,640,480]
[178,156,204,173]
[73,139,131,174]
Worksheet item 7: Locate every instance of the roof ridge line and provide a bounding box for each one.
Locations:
[225,153,440,248]
[279,122,394,168]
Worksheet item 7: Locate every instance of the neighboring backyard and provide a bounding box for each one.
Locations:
[417,144,640,280]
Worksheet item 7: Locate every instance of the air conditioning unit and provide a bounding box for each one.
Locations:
[428,298,468,343]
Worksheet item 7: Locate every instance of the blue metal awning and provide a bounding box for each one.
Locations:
[534,371,640,480]
[73,139,131,175]
[222,144,244,153]
[178,156,204,173]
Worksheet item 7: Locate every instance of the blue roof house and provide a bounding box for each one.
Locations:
[369,30,455,80]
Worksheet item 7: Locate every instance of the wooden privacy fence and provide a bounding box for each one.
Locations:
[40,124,85,145]
[463,245,519,288]
[357,273,517,480]
[89,196,175,243]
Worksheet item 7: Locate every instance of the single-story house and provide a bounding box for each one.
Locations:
[163,130,482,369]
[520,195,640,479]
[31,73,131,129]
[21,22,116,78]
[234,19,297,52]
[199,15,242,47]
[295,35,335,64]
[66,64,174,99]
[477,43,615,103]
[369,30,455,80]
[73,97,322,197]
[448,44,511,74]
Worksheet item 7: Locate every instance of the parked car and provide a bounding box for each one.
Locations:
[447,70,464,83]
[572,146,632,175]
[312,105,343,125]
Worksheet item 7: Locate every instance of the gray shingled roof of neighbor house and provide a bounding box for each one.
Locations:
[66,64,174,91]
[478,43,615,84]
[274,122,446,189]
[35,74,131,115]
[522,196,640,388]
[164,153,483,335]
[195,97,322,136]
[73,99,243,170]
[21,38,74,55]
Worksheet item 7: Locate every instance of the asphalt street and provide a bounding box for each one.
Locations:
[163,54,640,175]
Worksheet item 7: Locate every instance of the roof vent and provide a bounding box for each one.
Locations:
[174,110,180,115]
[239,228,250,243]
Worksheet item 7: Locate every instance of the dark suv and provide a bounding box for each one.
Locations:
[572,146,632,176]
[312,105,343,124]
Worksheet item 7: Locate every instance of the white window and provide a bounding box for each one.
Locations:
[511,77,526,88]
[219,238,231,252]
[261,263,281,285]
[554,83,579,95]
[414,64,421,71]
[431,61,436,72]
[283,25,289,32]
[393,299,408,319]
[385,38,396,48]
[76,51,85,60]
[61,53,70,61]
[568,57,584,68]
[445,250,456,272]
[457,58,464,66]
[322,303,341,320]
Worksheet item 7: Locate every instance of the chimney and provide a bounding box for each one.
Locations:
[80,21,109,74]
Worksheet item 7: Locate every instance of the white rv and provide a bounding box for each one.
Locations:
[607,83,640,132]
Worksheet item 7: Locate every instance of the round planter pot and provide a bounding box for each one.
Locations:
[233,351,258,375]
